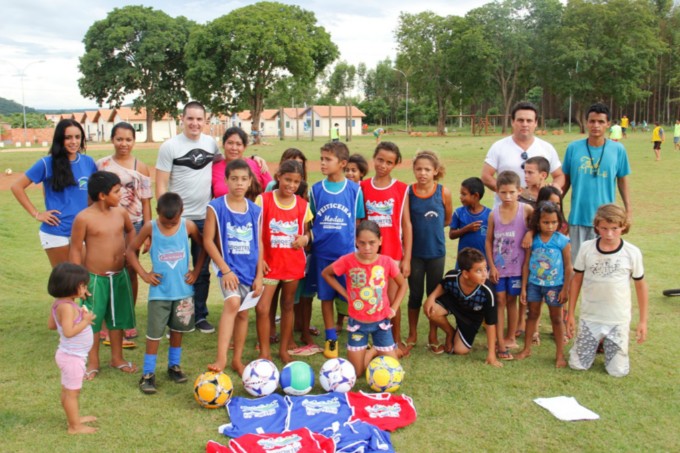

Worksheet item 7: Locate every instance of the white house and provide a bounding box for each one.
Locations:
[301,105,366,139]
[107,107,177,142]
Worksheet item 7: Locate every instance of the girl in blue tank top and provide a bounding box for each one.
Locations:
[404,151,453,354]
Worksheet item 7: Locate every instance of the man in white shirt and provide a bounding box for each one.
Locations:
[481,102,565,207]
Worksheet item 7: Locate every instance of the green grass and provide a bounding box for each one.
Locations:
[1,130,679,452]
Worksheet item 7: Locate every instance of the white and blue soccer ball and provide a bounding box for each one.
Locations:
[280,361,315,396]
[319,358,356,393]
[242,359,280,397]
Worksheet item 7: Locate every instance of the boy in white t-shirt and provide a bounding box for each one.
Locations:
[566,204,648,377]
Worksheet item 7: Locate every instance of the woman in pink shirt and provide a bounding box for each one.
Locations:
[212,127,272,198]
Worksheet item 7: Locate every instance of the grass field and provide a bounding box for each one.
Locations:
[1,131,679,452]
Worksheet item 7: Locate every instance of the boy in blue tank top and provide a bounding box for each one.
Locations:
[126,193,206,394]
[309,142,365,359]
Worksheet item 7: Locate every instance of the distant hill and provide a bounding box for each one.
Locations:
[0,97,37,115]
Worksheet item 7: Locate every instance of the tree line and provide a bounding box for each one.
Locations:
[78,0,678,141]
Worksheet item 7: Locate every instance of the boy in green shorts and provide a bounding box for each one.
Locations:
[70,171,137,379]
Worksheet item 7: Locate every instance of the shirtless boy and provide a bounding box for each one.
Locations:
[70,171,137,378]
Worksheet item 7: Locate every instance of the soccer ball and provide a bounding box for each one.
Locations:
[319,358,356,393]
[5,168,12,175]
[242,359,280,397]
[193,371,233,409]
[280,361,315,396]
[366,355,404,393]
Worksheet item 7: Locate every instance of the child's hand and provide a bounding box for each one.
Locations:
[221,272,240,292]
[388,307,397,319]
[520,290,527,305]
[185,270,199,285]
[262,260,270,276]
[636,321,647,344]
[486,355,503,368]
[291,234,308,249]
[558,288,568,305]
[141,271,162,286]
[142,237,152,254]
[566,318,575,339]
[399,260,411,278]
[252,276,264,297]
[521,231,533,249]
[489,267,499,284]
[423,299,435,317]
[83,310,96,325]
[467,221,482,232]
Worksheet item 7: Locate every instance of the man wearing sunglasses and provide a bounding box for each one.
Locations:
[481,101,565,207]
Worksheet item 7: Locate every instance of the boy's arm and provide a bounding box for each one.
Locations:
[483,324,502,367]
[186,220,206,285]
[155,169,170,199]
[122,209,135,249]
[141,197,152,253]
[566,271,584,338]
[125,223,160,286]
[252,217,264,296]
[634,278,649,343]
[69,214,86,265]
[321,263,348,301]
[616,176,632,222]
[485,214,498,283]
[400,194,412,278]
[559,243,573,304]
[423,283,445,317]
[523,203,534,227]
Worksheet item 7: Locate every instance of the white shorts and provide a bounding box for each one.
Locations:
[219,281,250,302]
[39,231,70,250]
[568,318,630,377]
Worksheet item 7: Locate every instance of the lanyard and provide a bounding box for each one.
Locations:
[584,139,606,177]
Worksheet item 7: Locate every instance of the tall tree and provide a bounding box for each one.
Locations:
[78,6,194,142]
[396,12,493,134]
[185,2,338,142]
[327,61,357,102]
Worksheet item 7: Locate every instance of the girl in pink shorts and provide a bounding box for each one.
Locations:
[47,263,98,434]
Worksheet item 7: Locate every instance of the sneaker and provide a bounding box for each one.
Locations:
[139,373,157,394]
[168,365,188,383]
[195,319,215,334]
[323,339,338,359]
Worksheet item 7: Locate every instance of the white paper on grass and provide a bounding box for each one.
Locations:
[533,396,600,421]
[239,291,262,312]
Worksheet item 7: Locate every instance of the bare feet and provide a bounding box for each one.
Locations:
[68,424,97,434]
[555,357,567,368]
[258,353,273,361]
[532,332,541,346]
[80,416,97,424]
[207,360,226,373]
[279,351,293,364]
[299,333,315,346]
[231,360,246,377]
[515,349,531,360]
[503,339,519,349]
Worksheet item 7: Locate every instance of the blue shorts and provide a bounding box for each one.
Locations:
[496,276,522,296]
[526,283,563,307]
[346,318,395,352]
[315,256,346,302]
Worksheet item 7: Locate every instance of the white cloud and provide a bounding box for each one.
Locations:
[0,0,490,110]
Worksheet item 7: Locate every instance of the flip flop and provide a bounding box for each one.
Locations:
[400,340,416,353]
[426,343,445,354]
[102,339,137,349]
[308,326,320,336]
[497,349,514,361]
[111,362,137,374]
[84,369,99,381]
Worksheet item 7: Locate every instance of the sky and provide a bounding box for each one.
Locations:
[0,0,489,111]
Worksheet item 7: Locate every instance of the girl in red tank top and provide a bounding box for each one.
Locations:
[360,141,412,355]
[255,160,312,363]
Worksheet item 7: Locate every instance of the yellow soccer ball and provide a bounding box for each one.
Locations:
[365,355,404,393]
[193,371,234,409]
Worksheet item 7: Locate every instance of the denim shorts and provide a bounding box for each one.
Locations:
[496,276,522,296]
[346,318,395,352]
[526,282,563,307]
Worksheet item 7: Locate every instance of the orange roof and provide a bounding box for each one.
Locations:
[306,105,366,118]
[84,110,99,122]
[279,108,305,119]
[72,112,86,122]
[107,107,173,122]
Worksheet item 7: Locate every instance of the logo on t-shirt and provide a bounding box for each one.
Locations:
[257,434,303,450]
[78,176,88,190]
[172,149,214,170]
[366,199,395,227]
[301,397,341,416]
[242,400,280,419]
[366,403,401,419]
[159,250,186,269]
[227,222,253,255]
[269,219,298,248]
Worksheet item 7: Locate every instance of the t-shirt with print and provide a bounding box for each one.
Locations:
[528,232,570,287]
[25,153,97,237]
[573,238,644,325]
[155,133,218,220]
[332,253,400,323]
[96,156,152,224]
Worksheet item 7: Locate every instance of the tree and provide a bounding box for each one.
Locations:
[396,12,494,134]
[186,2,338,143]
[78,6,195,142]
[327,61,357,102]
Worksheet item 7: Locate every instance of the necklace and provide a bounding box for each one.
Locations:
[584,139,606,177]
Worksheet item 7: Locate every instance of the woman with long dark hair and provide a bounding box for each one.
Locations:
[12,119,97,266]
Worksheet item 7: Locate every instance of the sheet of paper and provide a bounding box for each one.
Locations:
[239,291,262,312]
[533,396,600,421]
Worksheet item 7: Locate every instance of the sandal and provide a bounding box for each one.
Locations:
[515,329,525,338]
[497,349,514,361]
[269,334,280,344]
[102,339,137,349]
[426,343,445,354]
[111,361,137,373]
[308,326,320,336]
[84,369,99,381]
